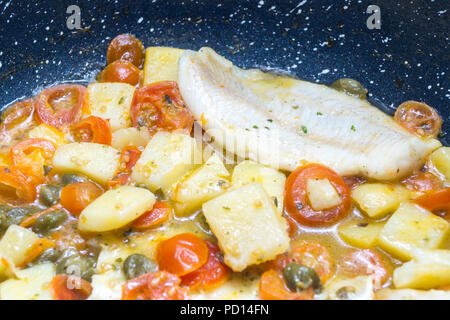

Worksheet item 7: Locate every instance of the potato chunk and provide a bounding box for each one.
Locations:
[307,178,342,211]
[0,263,55,300]
[131,132,201,194]
[143,47,185,84]
[79,186,155,232]
[352,183,410,219]
[202,182,289,271]
[171,153,230,216]
[0,225,39,267]
[52,142,120,185]
[28,124,66,147]
[338,221,384,249]
[393,249,450,290]
[231,160,285,212]
[111,127,151,150]
[86,82,135,131]
[430,147,450,180]
[377,203,449,260]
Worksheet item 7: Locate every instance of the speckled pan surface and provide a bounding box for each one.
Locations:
[0,0,448,144]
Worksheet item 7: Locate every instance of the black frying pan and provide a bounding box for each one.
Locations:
[0,0,448,144]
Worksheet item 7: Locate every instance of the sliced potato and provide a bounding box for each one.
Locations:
[28,124,66,147]
[0,263,55,300]
[52,142,120,185]
[79,186,156,232]
[89,270,124,300]
[338,221,384,249]
[86,82,135,131]
[143,47,185,84]
[231,160,285,212]
[202,182,290,272]
[131,131,201,194]
[377,203,449,260]
[430,147,450,180]
[307,178,342,211]
[0,225,39,267]
[352,183,410,219]
[111,127,151,150]
[375,288,450,300]
[171,153,230,216]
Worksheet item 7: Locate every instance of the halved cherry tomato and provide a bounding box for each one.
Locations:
[50,274,92,300]
[0,99,35,131]
[259,269,314,300]
[394,100,442,138]
[0,167,39,204]
[9,138,56,180]
[341,249,389,288]
[414,188,450,216]
[122,271,189,300]
[130,82,194,134]
[284,164,351,226]
[60,181,103,216]
[98,60,141,86]
[267,241,335,282]
[107,34,145,68]
[402,171,443,192]
[35,84,87,128]
[108,146,141,188]
[71,116,112,145]
[181,241,230,291]
[157,233,209,276]
[132,201,171,230]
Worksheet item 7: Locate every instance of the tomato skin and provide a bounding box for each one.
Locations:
[181,241,230,291]
[130,82,194,134]
[284,164,351,226]
[107,34,145,68]
[107,146,141,188]
[341,249,389,288]
[132,201,171,230]
[414,188,450,215]
[71,116,112,145]
[259,269,314,300]
[60,182,103,216]
[0,166,38,204]
[50,274,92,300]
[0,99,35,132]
[402,171,442,192]
[98,60,141,86]
[35,84,87,128]
[122,271,189,300]
[394,100,442,138]
[267,241,335,283]
[157,233,209,276]
[9,138,56,180]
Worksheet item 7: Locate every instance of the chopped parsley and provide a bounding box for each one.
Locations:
[301,125,308,134]
[351,125,356,131]
[317,112,323,116]
[253,125,259,129]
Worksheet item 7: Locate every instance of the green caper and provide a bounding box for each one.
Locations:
[336,286,357,300]
[123,254,157,280]
[61,173,87,186]
[0,214,8,235]
[32,210,67,235]
[39,184,61,207]
[0,206,40,235]
[33,248,62,265]
[330,78,368,99]
[193,212,212,235]
[56,253,96,282]
[283,263,322,293]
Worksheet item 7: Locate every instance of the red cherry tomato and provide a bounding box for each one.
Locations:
[394,100,442,138]
[0,99,35,132]
[181,241,230,291]
[107,146,141,188]
[414,188,450,216]
[402,171,443,192]
[0,166,39,204]
[107,34,145,68]
[60,182,103,216]
[259,269,314,300]
[130,81,194,134]
[157,233,209,276]
[132,201,171,230]
[122,271,189,300]
[35,84,87,128]
[284,164,351,226]
[50,274,92,300]
[71,116,112,145]
[98,60,141,86]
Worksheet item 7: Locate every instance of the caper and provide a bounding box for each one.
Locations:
[33,248,62,264]
[33,210,67,235]
[0,206,39,235]
[61,173,87,186]
[56,253,96,282]
[39,184,61,207]
[330,78,368,99]
[0,214,8,235]
[336,286,356,300]
[283,263,322,294]
[193,212,212,235]
[123,254,157,280]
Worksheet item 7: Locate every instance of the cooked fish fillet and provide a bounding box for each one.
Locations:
[178,47,441,180]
